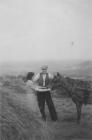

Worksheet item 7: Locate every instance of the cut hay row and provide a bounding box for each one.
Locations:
[0,91,53,140]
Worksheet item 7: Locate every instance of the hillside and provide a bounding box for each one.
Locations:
[0,85,53,140]
[0,74,92,140]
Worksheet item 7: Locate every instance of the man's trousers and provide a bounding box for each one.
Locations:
[36,91,58,121]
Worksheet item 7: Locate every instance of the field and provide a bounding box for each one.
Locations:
[0,74,92,140]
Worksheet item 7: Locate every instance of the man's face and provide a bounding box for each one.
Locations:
[42,69,47,74]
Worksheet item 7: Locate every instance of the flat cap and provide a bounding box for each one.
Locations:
[41,65,48,70]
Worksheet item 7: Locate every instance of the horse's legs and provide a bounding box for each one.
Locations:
[76,102,82,123]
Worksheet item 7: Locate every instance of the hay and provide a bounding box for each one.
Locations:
[0,91,53,140]
[2,77,26,94]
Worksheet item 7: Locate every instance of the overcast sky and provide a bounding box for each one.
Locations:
[0,0,91,62]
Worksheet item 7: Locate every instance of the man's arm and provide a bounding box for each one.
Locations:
[32,73,40,82]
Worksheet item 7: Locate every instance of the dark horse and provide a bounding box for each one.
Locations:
[51,72,92,123]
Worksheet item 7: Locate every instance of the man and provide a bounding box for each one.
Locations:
[32,65,58,121]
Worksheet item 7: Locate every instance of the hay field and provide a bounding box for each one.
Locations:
[0,76,54,140]
[0,75,92,140]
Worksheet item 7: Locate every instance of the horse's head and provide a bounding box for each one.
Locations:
[51,73,72,95]
[50,73,63,90]
[25,72,35,82]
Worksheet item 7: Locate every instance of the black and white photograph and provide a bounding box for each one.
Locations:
[0,0,92,140]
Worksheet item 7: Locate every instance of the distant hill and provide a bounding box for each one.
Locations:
[0,60,92,80]
[61,60,92,80]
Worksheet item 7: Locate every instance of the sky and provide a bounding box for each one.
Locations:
[0,0,92,62]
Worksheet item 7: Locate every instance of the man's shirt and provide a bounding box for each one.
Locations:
[33,73,53,82]
[32,72,53,92]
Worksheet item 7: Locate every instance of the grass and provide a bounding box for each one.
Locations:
[0,90,53,140]
[0,75,92,140]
